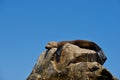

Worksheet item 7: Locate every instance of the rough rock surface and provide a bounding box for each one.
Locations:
[27,43,118,80]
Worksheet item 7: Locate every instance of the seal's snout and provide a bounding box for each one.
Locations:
[45,42,58,49]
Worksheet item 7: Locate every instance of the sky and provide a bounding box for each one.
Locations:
[0,0,120,80]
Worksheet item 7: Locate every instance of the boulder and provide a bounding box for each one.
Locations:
[27,43,118,80]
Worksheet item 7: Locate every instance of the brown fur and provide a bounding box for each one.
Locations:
[46,40,101,52]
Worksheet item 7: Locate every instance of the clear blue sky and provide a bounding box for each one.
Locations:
[0,0,120,80]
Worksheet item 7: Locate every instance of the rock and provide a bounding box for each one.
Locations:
[27,43,118,80]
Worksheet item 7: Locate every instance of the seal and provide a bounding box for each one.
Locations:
[45,40,101,52]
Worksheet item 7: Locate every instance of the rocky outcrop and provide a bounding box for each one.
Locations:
[27,42,118,80]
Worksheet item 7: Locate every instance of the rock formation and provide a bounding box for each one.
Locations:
[27,41,118,80]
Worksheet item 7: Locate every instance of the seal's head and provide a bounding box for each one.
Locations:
[45,41,58,49]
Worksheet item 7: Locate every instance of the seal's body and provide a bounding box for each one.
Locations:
[46,40,101,52]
